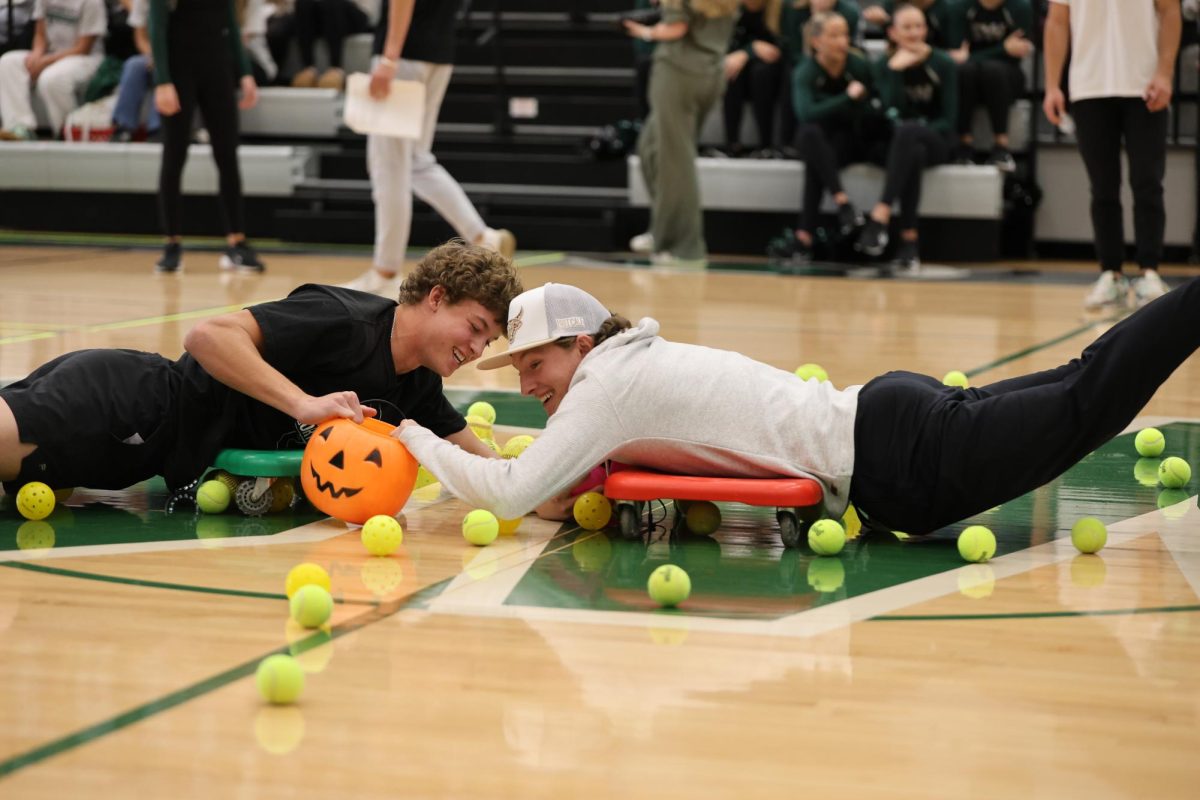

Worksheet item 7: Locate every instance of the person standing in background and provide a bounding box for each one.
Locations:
[347,0,516,299]
[624,0,739,266]
[1043,0,1180,310]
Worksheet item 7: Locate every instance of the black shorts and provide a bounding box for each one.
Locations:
[1,349,180,492]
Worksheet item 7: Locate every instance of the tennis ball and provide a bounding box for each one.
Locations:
[196,480,231,514]
[573,492,612,530]
[942,370,969,389]
[497,516,523,536]
[808,519,846,555]
[794,363,828,383]
[467,401,497,425]
[15,481,55,521]
[1070,517,1107,554]
[501,434,535,459]
[806,557,845,593]
[1134,427,1165,457]
[957,525,996,563]
[465,414,494,442]
[361,514,403,556]
[256,654,305,705]
[647,564,691,607]
[290,584,334,628]
[462,509,499,546]
[685,501,721,535]
[210,469,240,493]
[268,479,295,513]
[1159,456,1191,488]
[285,562,331,599]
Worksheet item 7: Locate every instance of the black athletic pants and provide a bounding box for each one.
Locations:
[1072,97,1168,272]
[158,49,245,237]
[723,57,783,149]
[795,119,881,233]
[957,59,1024,137]
[879,122,952,231]
[294,0,370,69]
[851,277,1200,535]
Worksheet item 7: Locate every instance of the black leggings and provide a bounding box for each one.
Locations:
[851,277,1200,535]
[723,57,783,149]
[796,120,884,233]
[957,59,1024,137]
[879,122,952,231]
[158,53,244,237]
[1072,97,1168,272]
[295,0,370,69]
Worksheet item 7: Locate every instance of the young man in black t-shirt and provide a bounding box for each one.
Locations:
[0,241,523,494]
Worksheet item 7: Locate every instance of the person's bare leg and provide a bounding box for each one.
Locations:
[0,397,36,482]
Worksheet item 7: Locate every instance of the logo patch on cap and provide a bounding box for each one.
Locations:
[507,306,524,341]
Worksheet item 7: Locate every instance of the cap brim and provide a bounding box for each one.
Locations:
[476,337,557,370]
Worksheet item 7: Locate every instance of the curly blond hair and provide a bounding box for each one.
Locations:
[397,240,524,328]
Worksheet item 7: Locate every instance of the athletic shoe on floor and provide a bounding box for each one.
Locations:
[478,227,517,259]
[629,231,655,254]
[155,242,183,273]
[1132,269,1168,308]
[1083,270,1130,310]
[856,218,889,256]
[219,241,265,273]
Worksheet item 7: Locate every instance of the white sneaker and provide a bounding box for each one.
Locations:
[630,232,655,254]
[1083,271,1130,311]
[1132,269,1168,307]
[341,268,402,298]
[478,227,516,259]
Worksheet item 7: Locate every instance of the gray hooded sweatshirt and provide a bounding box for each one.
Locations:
[398,318,861,520]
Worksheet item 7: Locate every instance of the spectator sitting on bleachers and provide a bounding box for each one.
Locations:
[855,2,957,270]
[772,10,883,265]
[240,0,279,86]
[947,0,1033,172]
[1,0,36,57]
[110,0,157,141]
[861,0,957,48]
[0,0,106,139]
[277,0,373,90]
[777,0,859,154]
[721,0,783,157]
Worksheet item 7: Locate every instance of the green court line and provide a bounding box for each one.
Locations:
[0,561,375,606]
[0,301,275,346]
[964,312,1122,378]
[871,603,1200,622]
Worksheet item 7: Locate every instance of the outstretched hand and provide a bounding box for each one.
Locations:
[295,391,378,425]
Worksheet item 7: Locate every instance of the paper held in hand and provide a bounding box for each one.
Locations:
[343,73,425,139]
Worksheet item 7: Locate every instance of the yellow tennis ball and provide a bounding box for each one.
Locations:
[957,525,996,563]
[573,492,612,530]
[196,480,231,514]
[1158,456,1191,488]
[465,414,494,442]
[361,514,403,556]
[1070,517,1107,554]
[285,562,331,599]
[1134,427,1165,457]
[808,519,846,555]
[467,401,497,425]
[289,584,334,628]
[942,370,969,389]
[794,362,828,383]
[497,516,523,536]
[256,654,305,705]
[16,481,55,521]
[462,509,499,546]
[501,434,535,459]
[647,564,691,607]
[684,501,721,535]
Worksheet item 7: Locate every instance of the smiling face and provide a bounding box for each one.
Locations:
[512,337,592,417]
[421,286,504,377]
[889,5,928,49]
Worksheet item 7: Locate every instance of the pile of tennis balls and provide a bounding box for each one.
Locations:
[257,563,335,705]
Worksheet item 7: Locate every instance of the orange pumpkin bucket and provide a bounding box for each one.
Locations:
[300,417,418,524]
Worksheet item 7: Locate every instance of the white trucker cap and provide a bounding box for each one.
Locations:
[477,283,611,370]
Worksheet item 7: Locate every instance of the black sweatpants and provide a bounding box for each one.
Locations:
[294,0,370,69]
[850,277,1200,535]
[723,57,783,149]
[1072,97,1168,272]
[795,119,885,233]
[879,122,952,231]
[158,51,245,238]
[957,59,1024,137]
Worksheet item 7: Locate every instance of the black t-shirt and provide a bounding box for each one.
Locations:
[164,285,465,487]
[373,0,458,65]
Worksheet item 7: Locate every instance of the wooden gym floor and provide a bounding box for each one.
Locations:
[1,242,1199,797]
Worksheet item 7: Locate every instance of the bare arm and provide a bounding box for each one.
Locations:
[369,0,416,98]
[622,19,689,43]
[1041,3,1069,124]
[1145,0,1182,111]
[183,312,375,425]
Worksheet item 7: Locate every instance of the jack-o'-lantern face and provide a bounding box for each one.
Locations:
[300,417,418,524]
